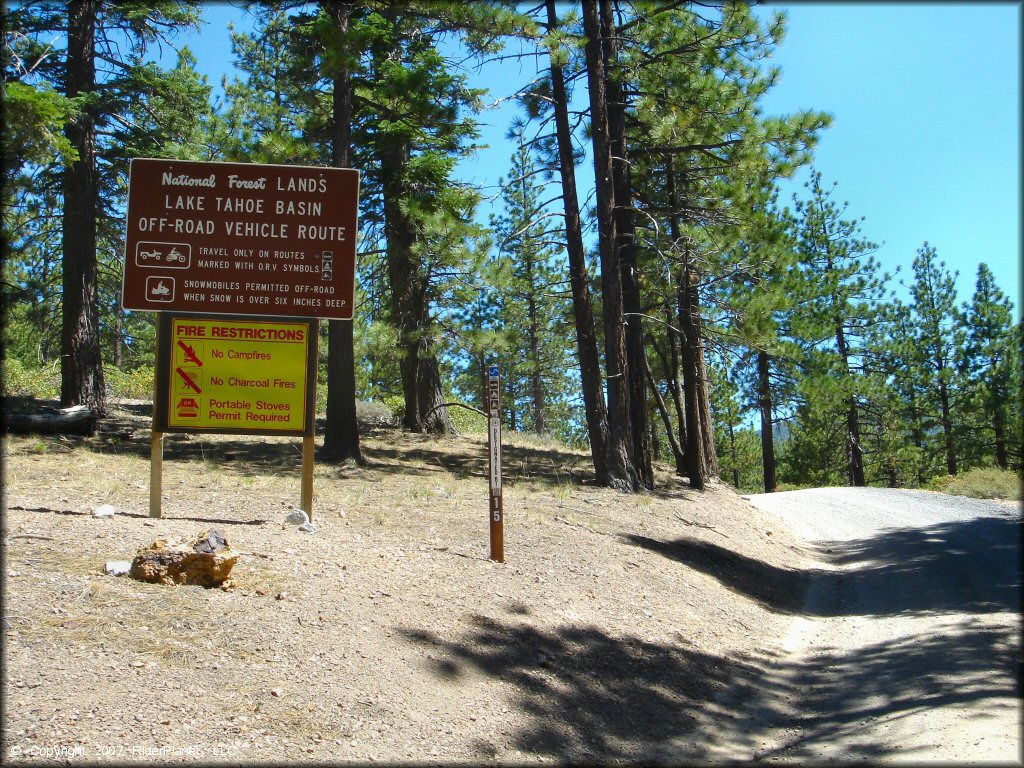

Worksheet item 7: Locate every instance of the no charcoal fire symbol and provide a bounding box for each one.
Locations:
[175,366,202,394]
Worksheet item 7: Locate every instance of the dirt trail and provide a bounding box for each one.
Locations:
[699,487,1022,763]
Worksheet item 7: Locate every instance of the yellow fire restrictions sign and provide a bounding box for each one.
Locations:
[156,314,317,436]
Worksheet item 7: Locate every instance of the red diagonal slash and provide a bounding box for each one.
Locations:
[177,339,202,367]
[176,367,201,393]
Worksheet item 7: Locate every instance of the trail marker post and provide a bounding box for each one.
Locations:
[487,364,504,562]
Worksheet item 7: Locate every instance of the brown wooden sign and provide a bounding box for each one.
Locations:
[122,158,359,319]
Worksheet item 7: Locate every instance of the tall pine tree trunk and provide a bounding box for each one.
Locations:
[668,157,709,489]
[835,322,866,486]
[938,374,956,475]
[678,256,706,490]
[757,350,777,492]
[582,0,636,491]
[545,0,610,483]
[694,319,718,478]
[322,1,362,463]
[663,298,688,474]
[992,387,1008,469]
[645,350,684,472]
[380,136,448,434]
[61,0,105,415]
[650,335,687,476]
[526,284,545,435]
[416,354,454,433]
[375,15,451,436]
[600,0,651,489]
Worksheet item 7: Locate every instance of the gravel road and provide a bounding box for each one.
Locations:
[692,487,1021,763]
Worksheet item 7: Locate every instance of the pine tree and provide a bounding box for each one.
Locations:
[581,0,638,489]
[216,5,320,164]
[788,170,886,486]
[865,298,932,485]
[4,1,203,412]
[537,0,612,483]
[960,263,1017,470]
[489,123,575,437]
[625,2,828,489]
[907,242,962,476]
[718,179,804,493]
[360,7,485,433]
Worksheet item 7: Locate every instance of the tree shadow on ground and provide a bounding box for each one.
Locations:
[364,438,590,487]
[399,610,1019,762]
[625,534,810,613]
[10,398,709,493]
[5,505,266,527]
[738,617,1021,761]
[398,611,754,763]
[17,400,596,487]
[625,513,1020,617]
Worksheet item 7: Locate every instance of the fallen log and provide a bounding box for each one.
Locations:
[2,404,97,436]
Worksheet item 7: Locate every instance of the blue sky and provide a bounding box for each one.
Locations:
[754,2,1021,319]
[185,2,1021,318]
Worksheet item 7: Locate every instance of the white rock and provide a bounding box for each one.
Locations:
[298,521,317,534]
[93,504,116,518]
[283,510,309,526]
[104,560,132,576]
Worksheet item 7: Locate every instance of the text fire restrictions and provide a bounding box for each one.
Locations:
[155,315,317,436]
[122,158,359,320]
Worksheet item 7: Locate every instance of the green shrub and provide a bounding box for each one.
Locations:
[449,403,487,435]
[382,394,405,424]
[105,366,156,401]
[941,467,1022,501]
[775,481,810,492]
[1,358,59,399]
[926,474,957,493]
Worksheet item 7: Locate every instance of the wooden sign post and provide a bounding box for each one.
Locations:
[149,313,318,519]
[487,364,504,562]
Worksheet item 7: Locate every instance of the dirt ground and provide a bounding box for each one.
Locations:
[2,400,812,764]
